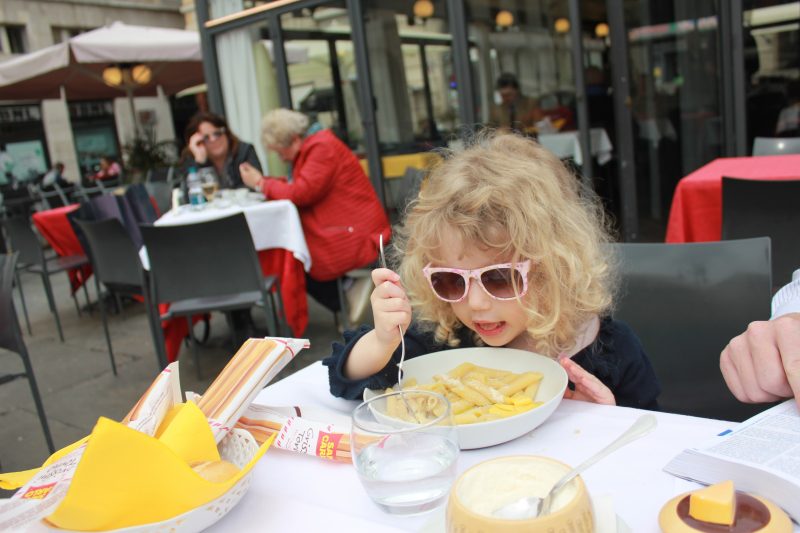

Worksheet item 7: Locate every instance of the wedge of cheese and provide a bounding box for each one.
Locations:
[688,480,736,526]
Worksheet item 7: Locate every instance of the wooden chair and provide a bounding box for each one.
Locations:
[612,238,773,422]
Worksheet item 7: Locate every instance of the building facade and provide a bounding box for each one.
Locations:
[196,0,799,241]
[0,0,188,184]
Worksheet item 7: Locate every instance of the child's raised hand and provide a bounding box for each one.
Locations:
[560,357,616,405]
[370,267,411,348]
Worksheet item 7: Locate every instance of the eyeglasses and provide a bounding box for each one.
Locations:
[201,128,226,143]
[422,261,531,302]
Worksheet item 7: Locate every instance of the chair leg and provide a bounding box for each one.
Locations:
[186,316,202,380]
[41,273,64,342]
[96,279,117,376]
[14,270,31,335]
[144,293,168,371]
[82,277,92,315]
[223,312,238,347]
[72,291,82,317]
[19,344,55,453]
[336,277,351,331]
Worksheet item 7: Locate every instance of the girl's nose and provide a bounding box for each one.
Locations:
[466,279,491,310]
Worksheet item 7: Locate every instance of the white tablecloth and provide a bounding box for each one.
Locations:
[538,128,613,166]
[207,361,760,533]
[140,199,311,272]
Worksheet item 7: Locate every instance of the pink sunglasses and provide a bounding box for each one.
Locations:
[422,261,531,302]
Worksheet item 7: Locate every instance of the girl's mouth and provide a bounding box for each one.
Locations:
[473,321,506,337]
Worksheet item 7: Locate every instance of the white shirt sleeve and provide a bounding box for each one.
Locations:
[772,268,800,318]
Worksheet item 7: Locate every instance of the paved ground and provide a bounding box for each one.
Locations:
[0,266,352,476]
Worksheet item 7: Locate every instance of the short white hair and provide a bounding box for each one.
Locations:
[261,108,310,148]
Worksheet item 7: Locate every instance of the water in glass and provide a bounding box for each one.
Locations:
[351,390,459,515]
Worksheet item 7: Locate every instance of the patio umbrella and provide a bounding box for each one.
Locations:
[0,21,204,101]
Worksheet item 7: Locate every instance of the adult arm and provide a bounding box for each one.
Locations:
[260,142,337,207]
[720,271,800,407]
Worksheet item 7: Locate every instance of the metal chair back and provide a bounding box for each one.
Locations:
[613,238,773,422]
[722,177,800,285]
[752,136,800,156]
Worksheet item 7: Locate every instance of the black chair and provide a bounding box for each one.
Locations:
[721,177,800,286]
[75,218,164,375]
[140,213,286,377]
[752,137,800,156]
[144,182,174,217]
[34,182,71,210]
[2,216,90,342]
[612,238,773,422]
[0,252,55,453]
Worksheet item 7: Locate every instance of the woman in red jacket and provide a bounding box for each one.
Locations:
[240,108,391,317]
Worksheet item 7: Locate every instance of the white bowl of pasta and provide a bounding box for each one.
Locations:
[364,347,568,449]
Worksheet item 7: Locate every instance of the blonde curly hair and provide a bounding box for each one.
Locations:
[261,108,310,148]
[394,131,616,357]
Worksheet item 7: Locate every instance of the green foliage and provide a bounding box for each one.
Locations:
[122,126,177,181]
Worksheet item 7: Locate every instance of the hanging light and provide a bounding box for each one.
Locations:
[413,0,434,19]
[495,9,514,27]
[595,22,609,38]
[554,17,570,34]
[102,63,152,89]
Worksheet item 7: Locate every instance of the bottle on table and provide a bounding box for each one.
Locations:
[186,167,205,210]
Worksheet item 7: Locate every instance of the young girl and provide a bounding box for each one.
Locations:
[323,132,660,409]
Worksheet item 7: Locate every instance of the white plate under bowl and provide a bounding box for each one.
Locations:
[364,347,567,449]
[27,429,259,533]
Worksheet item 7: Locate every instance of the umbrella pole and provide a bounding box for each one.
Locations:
[126,87,143,138]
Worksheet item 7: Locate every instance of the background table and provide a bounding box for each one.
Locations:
[149,200,311,362]
[30,204,91,292]
[538,128,613,166]
[206,361,760,533]
[665,155,800,243]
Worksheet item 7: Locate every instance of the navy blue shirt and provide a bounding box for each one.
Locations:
[322,317,660,410]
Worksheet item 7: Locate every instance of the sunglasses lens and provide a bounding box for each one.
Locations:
[429,271,466,301]
[481,267,523,298]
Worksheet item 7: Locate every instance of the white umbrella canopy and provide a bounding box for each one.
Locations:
[0,22,204,101]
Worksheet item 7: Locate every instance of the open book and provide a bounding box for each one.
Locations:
[664,400,800,522]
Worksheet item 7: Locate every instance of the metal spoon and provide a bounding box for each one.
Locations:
[493,414,657,520]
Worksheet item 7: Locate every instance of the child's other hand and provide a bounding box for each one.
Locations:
[371,267,411,348]
[560,357,616,405]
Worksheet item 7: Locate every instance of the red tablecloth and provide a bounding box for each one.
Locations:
[161,248,308,362]
[31,204,92,292]
[665,155,800,243]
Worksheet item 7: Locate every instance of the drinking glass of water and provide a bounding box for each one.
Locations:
[351,390,459,515]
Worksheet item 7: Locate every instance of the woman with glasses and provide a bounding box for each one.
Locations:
[323,132,660,410]
[183,111,262,189]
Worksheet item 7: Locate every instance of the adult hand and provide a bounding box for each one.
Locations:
[560,357,616,405]
[370,267,412,350]
[720,313,800,407]
[188,132,207,164]
[239,162,262,190]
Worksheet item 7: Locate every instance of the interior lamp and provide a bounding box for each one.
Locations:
[495,10,514,27]
[413,0,434,19]
[554,17,570,34]
[595,22,609,38]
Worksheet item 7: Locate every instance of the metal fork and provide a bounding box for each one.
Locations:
[378,235,417,422]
